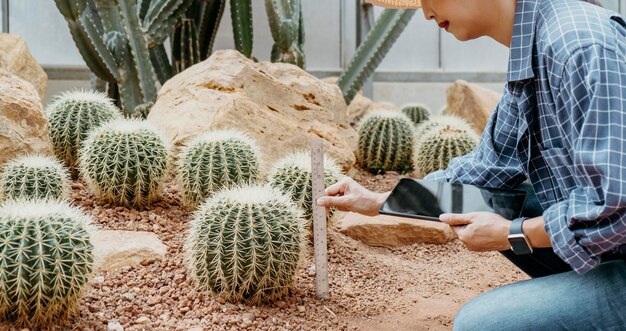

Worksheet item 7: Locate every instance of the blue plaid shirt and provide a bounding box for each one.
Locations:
[426,0,626,274]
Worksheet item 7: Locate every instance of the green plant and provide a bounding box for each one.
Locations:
[401,103,430,126]
[185,185,306,303]
[0,199,94,328]
[357,110,414,174]
[413,115,475,148]
[0,155,71,202]
[269,151,343,222]
[79,119,169,208]
[413,125,479,178]
[337,8,415,104]
[46,90,121,177]
[265,0,305,68]
[176,130,261,207]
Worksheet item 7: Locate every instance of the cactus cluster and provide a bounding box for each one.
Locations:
[79,119,169,208]
[269,151,343,222]
[356,110,415,174]
[0,200,94,328]
[185,185,306,303]
[401,103,430,126]
[0,155,71,202]
[413,125,479,178]
[265,0,305,68]
[177,130,261,207]
[46,90,121,177]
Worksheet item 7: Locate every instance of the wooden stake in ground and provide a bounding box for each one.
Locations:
[310,138,330,300]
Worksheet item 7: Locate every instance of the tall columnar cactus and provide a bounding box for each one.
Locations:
[265,0,305,68]
[337,8,415,104]
[177,130,261,207]
[269,151,343,222]
[0,155,71,202]
[79,119,169,208]
[413,125,479,178]
[46,90,121,177]
[0,200,94,328]
[401,103,430,126]
[185,185,306,303]
[357,110,414,174]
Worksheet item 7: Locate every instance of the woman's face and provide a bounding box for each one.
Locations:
[421,0,490,41]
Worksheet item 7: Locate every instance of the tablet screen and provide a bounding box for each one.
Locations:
[379,178,528,221]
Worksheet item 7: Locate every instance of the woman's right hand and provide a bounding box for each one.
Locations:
[315,176,390,216]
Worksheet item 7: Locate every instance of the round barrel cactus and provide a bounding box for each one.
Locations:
[185,185,306,303]
[79,119,169,208]
[401,103,430,126]
[269,151,343,222]
[0,199,94,328]
[46,90,121,177]
[413,115,475,148]
[0,155,70,201]
[356,110,414,174]
[177,130,260,207]
[413,125,479,178]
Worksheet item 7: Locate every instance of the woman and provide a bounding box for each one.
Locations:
[317,0,626,329]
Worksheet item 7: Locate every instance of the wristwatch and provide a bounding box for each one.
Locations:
[508,217,533,255]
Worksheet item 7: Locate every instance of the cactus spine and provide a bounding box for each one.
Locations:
[177,130,261,207]
[185,185,306,303]
[79,119,169,208]
[413,125,479,178]
[0,155,71,202]
[357,110,414,174]
[0,200,94,328]
[46,90,121,177]
[269,151,343,222]
[401,103,430,126]
[265,0,305,68]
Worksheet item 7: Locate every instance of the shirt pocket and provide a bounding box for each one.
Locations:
[539,147,577,200]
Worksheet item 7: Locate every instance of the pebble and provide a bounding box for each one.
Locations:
[121,292,135,301]
[107,321,124,331]
[297,305,306,313]
[308,264,316,277]
[242,312,256,323]
[135,316,151,324]
[93,276,105,283]
[187,328,203,331]
[276,301,287,309]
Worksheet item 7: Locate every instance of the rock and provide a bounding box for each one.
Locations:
[338,212,455,247]
[242,312,256,323]
[107,321,124,331]
[92,230,167,271]
[135,316,150,324]
[445,80,501,135]
[148,50,358,172]
[0,70,52,165]
[0,34,47,99]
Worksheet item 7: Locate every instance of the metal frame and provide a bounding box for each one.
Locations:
[2,0,9,33]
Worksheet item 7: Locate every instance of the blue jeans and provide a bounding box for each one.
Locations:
[454,260,626,330]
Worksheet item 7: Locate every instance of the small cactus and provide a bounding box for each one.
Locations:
[413,115,475,147]
[185,185,306,303]
[356,110,414,174]
[46,90,121,177]
[413,125,479,178]
[79,119,169,208]
[401,103,430,126]
[269,151,343,222]
[0,155,71,201]
[177,130,261,207]
[0,199,94,328]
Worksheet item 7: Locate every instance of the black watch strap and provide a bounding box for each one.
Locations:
[508,217,533,255]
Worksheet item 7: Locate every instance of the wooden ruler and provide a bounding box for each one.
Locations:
[310,138,329,300]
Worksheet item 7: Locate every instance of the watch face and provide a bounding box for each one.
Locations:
[509,236,532,255]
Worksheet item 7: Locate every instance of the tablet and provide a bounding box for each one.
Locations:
[379,178,528,221]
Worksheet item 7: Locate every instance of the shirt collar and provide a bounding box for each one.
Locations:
[507,0,541,82]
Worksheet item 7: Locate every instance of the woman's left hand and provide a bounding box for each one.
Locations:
[439,212,512,252]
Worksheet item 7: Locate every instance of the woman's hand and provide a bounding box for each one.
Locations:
[439,212,512,251]
[315,176,390,216]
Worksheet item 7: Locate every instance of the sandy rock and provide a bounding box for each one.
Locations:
[148,50,358,171]
[92,230,167,271]
[107,321,124,331]
[445,80,501,135]
[339,212,455,247]
[0,34,47,99]
[0,70,52,165]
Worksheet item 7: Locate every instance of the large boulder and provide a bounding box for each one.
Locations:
[0,70,52,164]
[148,50,358,171]
[92,230,167,271]
[445,80,501,135]
[338,212,456,247]
[0,33,48,99]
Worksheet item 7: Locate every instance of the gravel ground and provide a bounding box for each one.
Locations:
[1,169,528,331]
